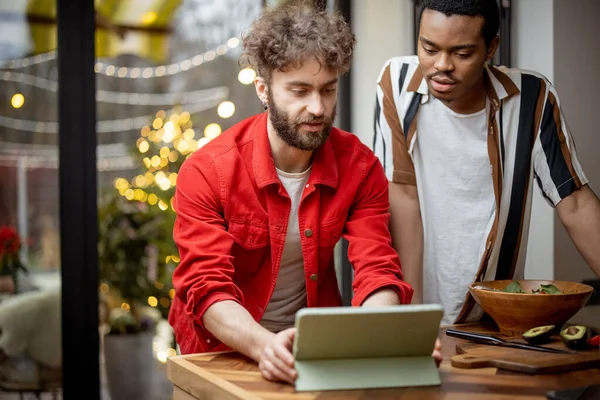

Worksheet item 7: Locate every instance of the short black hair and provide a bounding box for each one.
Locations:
[419,0,500,46]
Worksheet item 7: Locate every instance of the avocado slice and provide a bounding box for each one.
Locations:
[560,325,590,350]
[522,325,555,344]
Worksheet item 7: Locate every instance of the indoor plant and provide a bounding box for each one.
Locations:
[97,191,177,400]
[97,191,176,330]
[0,225,28,293]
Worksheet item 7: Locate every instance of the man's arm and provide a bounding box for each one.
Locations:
[388,182,424,303]
[370,60,422,303]
[362,182,423,306]
[203,300,297,383]
[556,185,600,277]
[362,288,401,306]
[172,156,244,342]
[203,301,273,362]
[343,159,442,365]
[530,82,597,276]
[344,159,414,306]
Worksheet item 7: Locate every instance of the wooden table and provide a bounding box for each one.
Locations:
[167,323,600,400]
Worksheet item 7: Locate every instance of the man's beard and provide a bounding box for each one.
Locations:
[267,90,336,151]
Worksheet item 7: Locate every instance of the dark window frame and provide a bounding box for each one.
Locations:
[57,0,100,398]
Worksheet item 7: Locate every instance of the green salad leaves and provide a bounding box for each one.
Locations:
[501,281,563,294]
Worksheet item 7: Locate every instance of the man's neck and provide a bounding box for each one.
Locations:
[442,74,487,115]
[267,117,314,173]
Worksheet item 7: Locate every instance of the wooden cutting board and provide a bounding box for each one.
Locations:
[451,338,600,374]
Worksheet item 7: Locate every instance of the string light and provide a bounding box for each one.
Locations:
[217,101,235,119]
[2,71,56,91]
[0,89,229,134]
[10,93,24,109]
[227,38,240,48]
[0,153,136,171]
[148,296,158,307]
[97,88,227,106]
[204,123,222,139]
[0,50,57,70]
[1,71,229,106]
[93,37,241,79]
[238,67,256,85]
[0,35,242,75]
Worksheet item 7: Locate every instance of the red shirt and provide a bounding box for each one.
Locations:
[169,113,413,354]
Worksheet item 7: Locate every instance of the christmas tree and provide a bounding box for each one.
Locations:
[98,107,222,330]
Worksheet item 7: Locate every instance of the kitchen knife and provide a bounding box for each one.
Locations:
[445,329,574,354]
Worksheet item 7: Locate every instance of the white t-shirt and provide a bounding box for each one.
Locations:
[414,97,496,326]
[259,166,311,333]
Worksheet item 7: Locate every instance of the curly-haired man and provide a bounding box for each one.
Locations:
[168,1,442,383]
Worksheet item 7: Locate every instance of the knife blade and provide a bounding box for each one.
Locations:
[445,329,574,354]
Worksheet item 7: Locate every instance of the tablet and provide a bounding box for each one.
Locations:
[293,303,444,391]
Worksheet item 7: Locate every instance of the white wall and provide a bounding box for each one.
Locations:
[552,0,600,282]
[350,0,415,147]
[511,0,555,280]
[512,0,600,282]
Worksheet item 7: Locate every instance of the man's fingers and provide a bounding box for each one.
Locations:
[273,329,296,366]
[272,341,295,368]
[258,328,299,384]
[265,346,296,379]
[260,367,275,382]
[435,353,442,367]
[283,327,297,343]
[431,339,443,368]
[261,359,286,381]
[260,358,293,384]
[278,328,296,351]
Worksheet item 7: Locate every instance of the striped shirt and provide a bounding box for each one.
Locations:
[373,56,588,323]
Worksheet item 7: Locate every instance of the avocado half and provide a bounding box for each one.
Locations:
[560,325,590,350]
[522,325,555,344]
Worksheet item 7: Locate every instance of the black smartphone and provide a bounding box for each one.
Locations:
[546,384,600,400]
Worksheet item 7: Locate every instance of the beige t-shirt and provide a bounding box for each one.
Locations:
[259,166,311,332]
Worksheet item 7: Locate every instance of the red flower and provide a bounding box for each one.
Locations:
[0,226,21,257]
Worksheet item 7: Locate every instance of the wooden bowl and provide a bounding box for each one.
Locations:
[469,280,594,337]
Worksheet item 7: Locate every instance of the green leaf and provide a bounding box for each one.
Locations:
[502,281,526,293]
[534,284,563,294]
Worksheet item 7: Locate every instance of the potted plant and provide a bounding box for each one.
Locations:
[97,191,177,400]
[0,226,28,294]
[97,191,176,323]
[97,109,218,399]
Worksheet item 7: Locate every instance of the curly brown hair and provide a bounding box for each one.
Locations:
[240,0,355,81]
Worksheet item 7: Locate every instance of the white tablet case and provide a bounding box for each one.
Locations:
[293,304,444,392]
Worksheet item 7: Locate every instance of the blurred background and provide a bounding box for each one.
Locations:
[0,0,598,399]
[0,0,268,398]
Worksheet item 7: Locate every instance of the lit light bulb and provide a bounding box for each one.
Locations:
[11,93,25,109]
[217,101,235,119]
[238,68,256,85]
